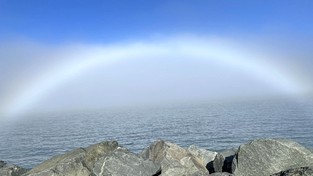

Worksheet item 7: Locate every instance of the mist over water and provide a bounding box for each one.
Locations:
[1,97,313,169]
[1,35,312,119]
[1,1,313,173]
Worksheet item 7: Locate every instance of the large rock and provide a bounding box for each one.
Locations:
[232,139,313,176]
[93,147,160,176]
[24,141,119,176]
[0,160,28,176]
[271,166,313,176]
[187,145,217,168]
[140,140,209,176]
[209,149,236,173]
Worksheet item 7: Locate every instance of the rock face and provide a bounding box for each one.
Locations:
[0,160,28,176]
[4,138,313,176]
[140,140,209,176]
[93,147,160,176]
[232,139,313,176]
[271,167,313,176]
[187,145,217,168]
[24,141,119,176]
[209,149,236,173]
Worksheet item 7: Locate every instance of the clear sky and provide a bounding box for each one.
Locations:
[1,0,313,42]
[0,0,313,119]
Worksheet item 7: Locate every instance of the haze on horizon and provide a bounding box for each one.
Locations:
[0,0,313,119]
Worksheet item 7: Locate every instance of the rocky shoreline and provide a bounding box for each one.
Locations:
[1,138,313,176]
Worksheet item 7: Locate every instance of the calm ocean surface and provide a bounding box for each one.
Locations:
[1,97,313,169]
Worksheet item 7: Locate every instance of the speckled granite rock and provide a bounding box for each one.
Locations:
[271,166,313,176]
[187,145,217,169]
[0,160,28,176]
[140,140,209,176]
[93,147,160,176]
[24,141,119,176]
[5,138,313,176]
[232,139,313,176]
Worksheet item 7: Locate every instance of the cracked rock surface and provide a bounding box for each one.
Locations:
[93,147,160,176]
[232,139,313,176]
[4,138,313,176]
[23,141,118,176]
[271,166,313,176]
[140,140,209,176]
[187,145,217,168]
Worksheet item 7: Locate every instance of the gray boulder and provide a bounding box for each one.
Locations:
[210,149,236,173]
[93,147,160,176]
[271,166,313,176]
[24,141,119,176]
[232,139,313,176]
[187,145,217,168]
[140,140,209,176]
[0,160,28,176]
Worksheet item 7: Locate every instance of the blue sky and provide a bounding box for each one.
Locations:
[0,0,313,118]
[1,0,313,43]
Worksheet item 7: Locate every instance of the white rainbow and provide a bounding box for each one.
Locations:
[0,36,308,119]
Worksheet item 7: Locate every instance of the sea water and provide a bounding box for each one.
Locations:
[0,97,313,168]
